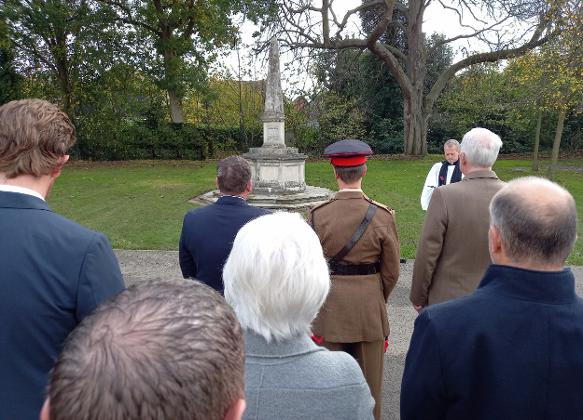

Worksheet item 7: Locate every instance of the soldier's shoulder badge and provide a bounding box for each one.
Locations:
[365,196,395,216]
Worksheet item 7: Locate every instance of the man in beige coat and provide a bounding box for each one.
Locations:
[411,128,505,311]
[309,139,400,420]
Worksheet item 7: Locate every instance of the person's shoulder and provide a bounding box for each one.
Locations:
[309,196,336,215]
[248,204,271,216]
[47,211,103,241]
[184,203,216,219]
[436,177,471,200]
[430,161,442,170]
[364,195,395,218]
[422,292,485,327]
[310,347,368,383]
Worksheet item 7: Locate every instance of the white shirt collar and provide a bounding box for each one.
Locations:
[0,184,45,201]
[220,194,246,201]
[339,188,363,192]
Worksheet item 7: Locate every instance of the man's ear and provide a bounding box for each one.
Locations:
[40,398,50,420]
[459,152,467,172]
[245,180,252,193]
[488,225,503,262]
[215,177,220,190]
[224,399,246,420]
[362,164,367,177]
[50,154,70,178]
[333,167,340,180]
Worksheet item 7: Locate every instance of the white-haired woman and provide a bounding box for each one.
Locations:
[224,212,374,420]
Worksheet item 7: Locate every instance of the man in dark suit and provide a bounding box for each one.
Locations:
[402,177,583,420]
[179,156,270,293]
[411,127,505,310]
[0,99,125,420]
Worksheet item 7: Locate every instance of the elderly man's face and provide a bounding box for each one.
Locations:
[444,146,459,164]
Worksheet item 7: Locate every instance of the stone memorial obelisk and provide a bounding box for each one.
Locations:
[193,38,331,210]
[243,38,307,195]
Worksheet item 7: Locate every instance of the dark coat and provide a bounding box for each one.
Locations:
[0,191,125,420]
[401,264,583,420]
[179,196,270,293]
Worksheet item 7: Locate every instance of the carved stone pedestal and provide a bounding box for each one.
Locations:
[243,146,306,195]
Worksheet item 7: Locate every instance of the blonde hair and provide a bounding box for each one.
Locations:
[0,99,76,178]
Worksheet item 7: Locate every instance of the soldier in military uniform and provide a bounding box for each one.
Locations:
[308,139,400,420]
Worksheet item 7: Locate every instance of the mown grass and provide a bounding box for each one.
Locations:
[49,157,583,264]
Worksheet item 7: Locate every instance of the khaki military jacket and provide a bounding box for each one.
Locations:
[410,170,505,307]
[308,190,400,343]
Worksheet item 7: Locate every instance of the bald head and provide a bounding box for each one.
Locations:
[489,177,577,266]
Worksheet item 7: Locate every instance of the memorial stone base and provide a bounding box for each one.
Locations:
[191,146,333,210]
[243,146,306,195]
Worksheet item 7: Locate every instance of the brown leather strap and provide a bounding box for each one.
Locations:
[329,204,377,264]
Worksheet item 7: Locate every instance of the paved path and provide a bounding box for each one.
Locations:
[115,250,583,420]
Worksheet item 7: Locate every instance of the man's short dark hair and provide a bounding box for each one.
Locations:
[217,156,252,195]
[47,280,244,420]
[490,177,577,265]
[334,164,366,184]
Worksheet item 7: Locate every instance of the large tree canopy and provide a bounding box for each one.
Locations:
[99,0,272,123]
[272,0,573,154]
[2,0,119,114]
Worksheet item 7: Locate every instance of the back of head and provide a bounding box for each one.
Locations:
[334,164,366,184]
[223,212,330,342]
[460,128,502,168]
[0,99,76,178]
[489,177,577,266]
[217,156,251,195]
[47,280,244,420]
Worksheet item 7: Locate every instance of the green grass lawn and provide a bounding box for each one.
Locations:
[49,157,583,265]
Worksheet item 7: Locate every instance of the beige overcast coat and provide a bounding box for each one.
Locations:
[411,170,505,307]
[308,190,400,342]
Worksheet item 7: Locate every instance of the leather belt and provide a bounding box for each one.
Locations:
[329,262,380,276]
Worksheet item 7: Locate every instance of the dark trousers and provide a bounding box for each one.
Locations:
[322,340,384,420]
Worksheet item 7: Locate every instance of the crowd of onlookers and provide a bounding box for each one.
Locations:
[1,98,582,420]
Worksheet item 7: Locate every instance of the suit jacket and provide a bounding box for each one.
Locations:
[309,190,400,342]
[401,264,583,420]
[244,331,375,420]
[179,196,270,293]
[0,191,125,420]
[411,170,504,306]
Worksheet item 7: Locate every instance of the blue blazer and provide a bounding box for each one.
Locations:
[401,264,583,420]
[0,192,125,420]
[179,196,270,293]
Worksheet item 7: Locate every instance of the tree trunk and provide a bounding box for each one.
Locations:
[532,106,542,171]
[547,109,566,180]
[404,0,427,156]
[162,46,185,124]
[403,94,428,155]
[167,89,184,123]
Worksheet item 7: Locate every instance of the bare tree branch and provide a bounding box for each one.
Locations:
[431,15,512,50]
[425,25,555,111]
